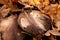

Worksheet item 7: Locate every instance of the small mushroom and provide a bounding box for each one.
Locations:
[0,15,25,40]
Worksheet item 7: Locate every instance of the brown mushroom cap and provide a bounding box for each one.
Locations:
[0,15,17,32]
[0,15,25,40]
[18,10,52,35]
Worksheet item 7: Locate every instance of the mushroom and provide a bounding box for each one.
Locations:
[0,15,25,40]
[18,10,52,40]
